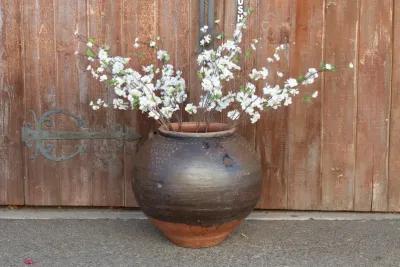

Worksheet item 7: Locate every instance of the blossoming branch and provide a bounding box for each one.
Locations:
[81,11,335,130]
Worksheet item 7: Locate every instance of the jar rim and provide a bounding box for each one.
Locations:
[158,122,236,138]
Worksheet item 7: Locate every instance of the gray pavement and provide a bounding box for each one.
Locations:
[0,219,400,267]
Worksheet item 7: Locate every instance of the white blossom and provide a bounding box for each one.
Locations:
[200,34,212,46]
[157,50,170,62]
[185,103,197,114]
[133,38,140,48]
[98,49,108,61]
[200,25,208,33]
[99,75,107,81]
[249,68,269,81]
[227,110,240,120]
[286,78,298,88]
[250,111,260,123]
[84,10,333,127]
[325,63,334,70]
[303,68,318,85]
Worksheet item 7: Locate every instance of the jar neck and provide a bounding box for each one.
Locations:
[158,122,236,138]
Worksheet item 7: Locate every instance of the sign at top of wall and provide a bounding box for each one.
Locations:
[237,0,244,23]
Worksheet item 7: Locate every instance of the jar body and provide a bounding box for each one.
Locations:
[133,125,262,247]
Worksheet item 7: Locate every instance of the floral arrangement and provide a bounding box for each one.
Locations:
[80,11,334,131]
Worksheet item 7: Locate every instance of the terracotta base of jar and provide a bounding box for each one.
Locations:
[150,218,242,248]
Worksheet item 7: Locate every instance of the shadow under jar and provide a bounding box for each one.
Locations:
[133,122,262,248]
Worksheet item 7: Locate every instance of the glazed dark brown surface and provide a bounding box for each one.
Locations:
[133,123,262,227]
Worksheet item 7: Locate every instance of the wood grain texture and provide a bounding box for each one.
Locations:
[87,0,125,206]
[389,0,400,211]
[23,0,60,205]
[355,0,393,211]
[287,0,324,210]
[188,0,200,110]
[321,0,359,210]
[121,0,139,208]
[122,0,158,207]
[236,0,258,142]
[0,0,24,205]
[54,0,92,206]
[255,0,291,209]
[1,0,399,210]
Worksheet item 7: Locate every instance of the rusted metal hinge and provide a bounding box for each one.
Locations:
[22,109,141,162]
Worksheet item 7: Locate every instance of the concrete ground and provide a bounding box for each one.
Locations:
[1,211,400,266]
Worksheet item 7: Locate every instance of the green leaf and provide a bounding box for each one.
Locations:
[303,95,312,103]
[245,7,254,15]
[86,48,96,58]
[244,50,252,59]
[216,33,225,40]
[197,71,204,80]
[88,37,96,44]
[297,75,306,83]
[105,79,117,87]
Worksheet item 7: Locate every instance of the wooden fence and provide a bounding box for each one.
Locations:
[0,0,399,211]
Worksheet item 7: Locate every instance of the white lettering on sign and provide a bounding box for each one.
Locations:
[237,0,244,23]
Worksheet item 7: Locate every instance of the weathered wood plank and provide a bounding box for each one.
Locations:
[287,0,324,210]
[55,0,92,206]
[0,0,24,205]
[121,0,158,207]
[355,0,393,211]
[321,0,359,210]
[121,0,139,207]
[255,0,291,209]
[23,0,60,205]
[389,0,400,212]
[0,0,397,210]
[238,0,258,142]
[188,0,200,116]
[87,0,125,206]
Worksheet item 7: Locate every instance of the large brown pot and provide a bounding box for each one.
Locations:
[133,122,262,248]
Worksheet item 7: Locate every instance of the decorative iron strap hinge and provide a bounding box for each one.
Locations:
[22,109,141,162]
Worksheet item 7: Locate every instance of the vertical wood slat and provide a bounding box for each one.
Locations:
[55,0,91,206]
[188,0,200,106]
[255,0,291,209]
[237,0,258,142]
[122,0,159,207]
[158,0,190,120]
[389,0,400,211]
[355,0,393,211]
[0,0,24,205]
[0,0,398,210]
[321,0,359,210]
[23,0,60,205]
[121,0,139,207]
[87,0,125,206]
[287,0,324,210]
